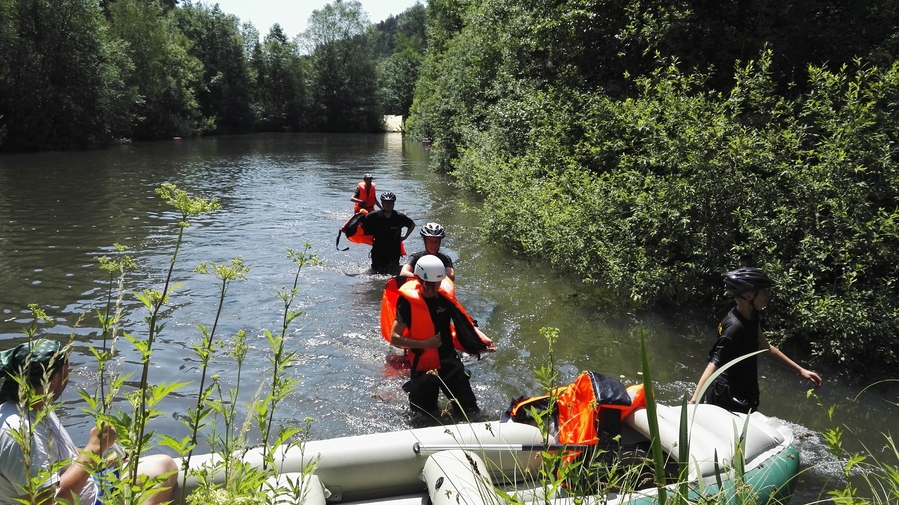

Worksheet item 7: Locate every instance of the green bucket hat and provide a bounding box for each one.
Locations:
[0,339,66,377]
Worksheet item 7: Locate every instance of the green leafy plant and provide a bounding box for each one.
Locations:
[172,257,250,503]
[814,380,899,504]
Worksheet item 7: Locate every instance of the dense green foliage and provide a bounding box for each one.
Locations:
[0,0,129,150]
[407,0,899,370]
[376,3,427,116]
[0,0,426,150]
[303,0,379,131]
[108,0,203,138]
[173,4,255,135]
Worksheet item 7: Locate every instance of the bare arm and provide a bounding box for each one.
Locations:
[390,320,440,350]
[401,222,415,241]
[690,362,718,404]
[759,329,822,388]
[446,267,455,281]
[475,327,496,352]
[54,424,116,503]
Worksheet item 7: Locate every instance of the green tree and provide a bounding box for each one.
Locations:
[0,0,131,151]
[251,24,308,131]
[302,0,381,132]
[375,2,427,117]
[174,3,255,134]
[108,0,204,139]
[407,0,899,370]
[378,48,421,116]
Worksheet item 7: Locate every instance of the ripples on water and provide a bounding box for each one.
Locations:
[0,133,893,503]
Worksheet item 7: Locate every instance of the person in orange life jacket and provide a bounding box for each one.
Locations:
[389,255,495,425]
[400,222,455,281]
[351,173,381,214]
[0,339,178,505]
[689,268,822,414]
[361,192,415,274]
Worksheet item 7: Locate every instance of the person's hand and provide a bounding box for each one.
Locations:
[483,338,497,353]
[87,423,117,456]
[105,444,129,467]
[801,369,823,388]
[421,334,441,349]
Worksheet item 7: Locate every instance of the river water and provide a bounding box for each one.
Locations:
[1,133,896,502]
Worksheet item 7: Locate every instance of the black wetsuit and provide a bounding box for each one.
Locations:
[362,210,414,273]
[703,307,761,413]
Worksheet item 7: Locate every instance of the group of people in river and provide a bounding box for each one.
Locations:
[345,174,823,422]
[347,173,497,425]
[0,174,824,503]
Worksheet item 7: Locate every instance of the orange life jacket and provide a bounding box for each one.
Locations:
[556,372,641,447]
[339,211,374,249]
[383,278,487,371]
[353,182,377,213]
[381,277,456,343]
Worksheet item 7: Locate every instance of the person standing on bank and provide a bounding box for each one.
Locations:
[400,222,455,281]
[351,173,381,214]
[0,339,178,505]
[689,268,822,413]
[361,192,415,274]
[390,255,496,425]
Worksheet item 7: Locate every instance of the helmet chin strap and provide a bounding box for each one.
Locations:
[743,291,760,317]
[741,292,761,318]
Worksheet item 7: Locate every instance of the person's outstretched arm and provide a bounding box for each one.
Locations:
[399,264,416,278]
[759,330,822,388]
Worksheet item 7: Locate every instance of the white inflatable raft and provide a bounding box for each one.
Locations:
[175,402,798,505]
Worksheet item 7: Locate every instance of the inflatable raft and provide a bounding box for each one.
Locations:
[175,402,798,505]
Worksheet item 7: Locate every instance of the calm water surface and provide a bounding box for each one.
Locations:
[1,133,896,502]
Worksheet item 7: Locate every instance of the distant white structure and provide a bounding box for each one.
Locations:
[383,115,403,132]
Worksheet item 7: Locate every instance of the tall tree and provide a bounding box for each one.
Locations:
[302,0,380,132]
[174,3,254,134]
[375,2,427,117]
[252,24,308,131]
[108,0,204,139]
[0,0,130,151]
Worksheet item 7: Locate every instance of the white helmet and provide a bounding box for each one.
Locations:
[414,255,446,282]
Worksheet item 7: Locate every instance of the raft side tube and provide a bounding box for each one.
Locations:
[624,404,733,481]
[423,450,500,505]
[178,421,543,503]
[624,404,793,482]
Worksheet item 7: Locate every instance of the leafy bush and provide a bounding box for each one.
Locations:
[419,44,899,369]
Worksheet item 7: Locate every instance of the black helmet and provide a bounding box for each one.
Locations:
[724,267,775,295]
[363,173,373,180]
[380,192,396,201]
[420,222,445,238]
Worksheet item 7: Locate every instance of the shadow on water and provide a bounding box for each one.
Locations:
[1,132,895,503]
